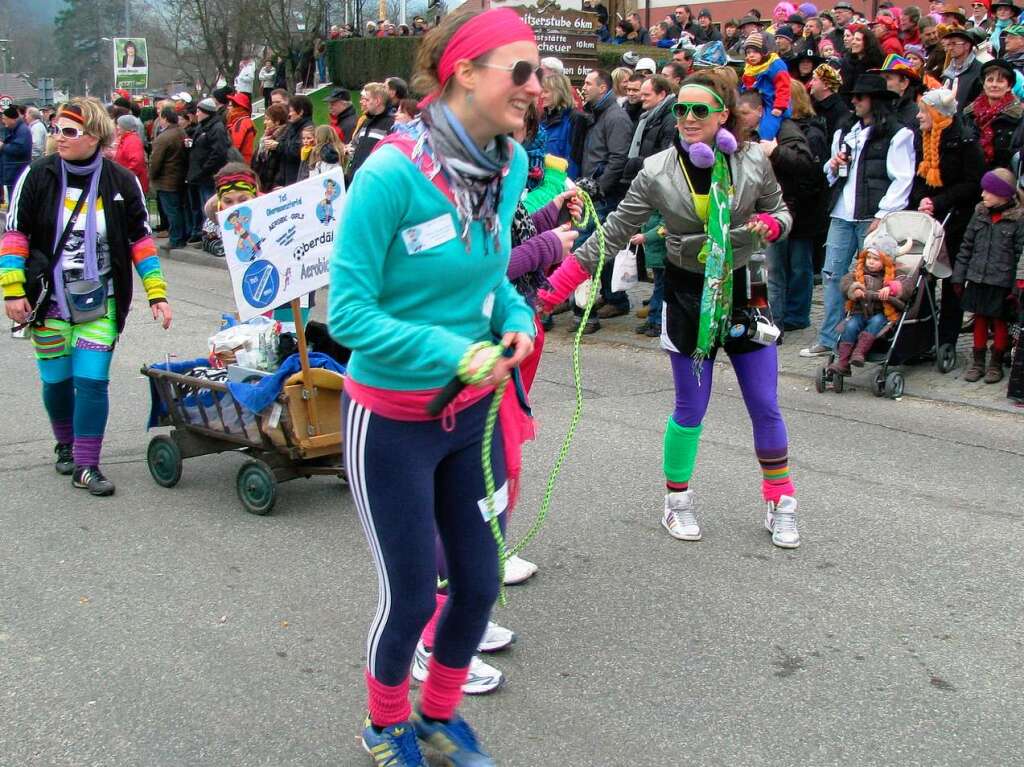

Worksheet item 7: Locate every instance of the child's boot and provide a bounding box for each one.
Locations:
[850,332,876,367]
[964,347,987,382]
[828,342,855,375]
[985,346,1005,384]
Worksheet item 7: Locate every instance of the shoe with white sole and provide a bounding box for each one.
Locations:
[411,641,505,694]
[661,490,701,540]
[477,621,515,653]
[503,554,538,585]
[765,495,800,549]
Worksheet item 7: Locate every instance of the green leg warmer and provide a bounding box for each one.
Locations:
[663,418,703,484]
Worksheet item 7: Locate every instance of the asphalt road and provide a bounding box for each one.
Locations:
[2,260,1022,767]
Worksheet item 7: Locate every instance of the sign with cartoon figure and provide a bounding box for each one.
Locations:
[218,168,346,321]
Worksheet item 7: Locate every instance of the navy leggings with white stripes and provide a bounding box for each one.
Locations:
[343,392,507,686]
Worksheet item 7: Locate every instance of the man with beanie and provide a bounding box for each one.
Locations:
[809,63,851,142]
[0,106,31,205]
[693,8,722,44]
[801,73,916,357]
[149,107,190,248]
[775,24,799,59]
[325,88,358,143]
[185,98,230,244]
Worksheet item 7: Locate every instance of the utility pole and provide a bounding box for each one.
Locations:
[0,40,8,76]
[125,0,131,36]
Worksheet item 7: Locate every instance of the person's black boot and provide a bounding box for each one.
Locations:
[72,466,115,496]
[54,443,74,476]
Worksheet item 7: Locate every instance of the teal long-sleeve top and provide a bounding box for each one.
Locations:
[328,141,536,391]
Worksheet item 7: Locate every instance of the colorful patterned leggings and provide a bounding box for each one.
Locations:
[31,300,116,468]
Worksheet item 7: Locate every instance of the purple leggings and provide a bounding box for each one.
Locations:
[668,344,788,452]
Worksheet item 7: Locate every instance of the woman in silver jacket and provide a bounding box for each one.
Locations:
[539,70,802,549]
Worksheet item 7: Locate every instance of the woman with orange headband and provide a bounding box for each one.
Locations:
[328,9,541,765]
[1,98,171,496]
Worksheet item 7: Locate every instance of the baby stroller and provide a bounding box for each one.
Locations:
[816,211,957,399]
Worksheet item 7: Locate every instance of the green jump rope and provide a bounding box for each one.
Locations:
[451,189,606,606]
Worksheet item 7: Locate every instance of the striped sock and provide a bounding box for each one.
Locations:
[758,447,795,503]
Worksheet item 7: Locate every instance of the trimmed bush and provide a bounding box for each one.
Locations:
[327,38,674,91]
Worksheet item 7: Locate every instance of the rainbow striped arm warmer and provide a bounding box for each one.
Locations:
[0,230,29,299]
[131,236,167,304]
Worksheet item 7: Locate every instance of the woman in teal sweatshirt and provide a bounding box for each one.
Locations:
[327,9,541,765]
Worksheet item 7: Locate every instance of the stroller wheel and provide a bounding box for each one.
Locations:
[873,372,886,397]
[815,366,828,393]
[885,370,905,399]
[833,373,845,393]
[936,343,957,374]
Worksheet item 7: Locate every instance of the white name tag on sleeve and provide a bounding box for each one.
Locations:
[401,214,458,255]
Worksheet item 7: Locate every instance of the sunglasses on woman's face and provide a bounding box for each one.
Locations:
[478,60,543,87]
[672,101,724,120]
[53,126,87,138]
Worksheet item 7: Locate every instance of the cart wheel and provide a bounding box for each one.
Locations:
[936,343,957,374]
[147,435,182,488]
[237,459,277,515]
[873,372,886,398]
[885,370,905,399]
[815,366,827,393]
[833,373,845,394]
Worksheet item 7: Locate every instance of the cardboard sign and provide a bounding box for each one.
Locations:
[218,169,346,321]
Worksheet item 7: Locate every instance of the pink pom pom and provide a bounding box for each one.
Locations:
[715,128,738,155]
[687,141,716,168]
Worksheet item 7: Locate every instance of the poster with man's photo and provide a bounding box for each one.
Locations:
[113,38,148,89]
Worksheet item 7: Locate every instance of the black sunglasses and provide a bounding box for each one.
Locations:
[478,60,544,87]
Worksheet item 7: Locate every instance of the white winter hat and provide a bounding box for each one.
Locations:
[540,57,565,73]
[635,57,658,73]
[173,91,193,104]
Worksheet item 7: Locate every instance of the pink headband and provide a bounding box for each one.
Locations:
[434,9,536,96]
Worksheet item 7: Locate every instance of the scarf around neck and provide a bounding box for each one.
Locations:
[420,101,509,250]
[943,51,976,80]
[629,94,675,158]
[675,135,735,368]
[52,150,104,319]
[972,91,1014,163]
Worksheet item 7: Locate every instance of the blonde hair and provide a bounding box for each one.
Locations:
[611,67,632,97]
[61,97,115,148]
[310,124,344,168]
[542,73,575,112]
[789,80,816,119]
[361,81,390,103]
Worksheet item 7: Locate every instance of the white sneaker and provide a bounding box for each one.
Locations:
[765,495,801,549]
[411,641,506,694]
[478,620,516,653]
[799,343,832,358]
[503,554,538,585]
[661,490,701,540]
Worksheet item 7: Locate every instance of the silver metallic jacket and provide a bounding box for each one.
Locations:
[575,142,793,275]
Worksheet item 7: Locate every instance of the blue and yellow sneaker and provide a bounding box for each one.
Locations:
[360,715,427,766]
[412,712,495,766]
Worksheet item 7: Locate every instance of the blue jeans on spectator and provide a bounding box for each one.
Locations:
[188,182,215,240]
[767,237,814,329]
[317,56,327,84]
[840,312,888,343]
[649,267,665,327]
[818,217,871,348]
[158,190,189,247]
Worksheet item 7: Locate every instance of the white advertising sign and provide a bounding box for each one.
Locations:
[218,169,345,321]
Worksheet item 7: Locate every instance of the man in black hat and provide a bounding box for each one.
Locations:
[940,26,983,110]
[831,2,855,52]
[325,88,357,143]
[692,8,722,44]
[730,14,775,55]
[800,73,916,357]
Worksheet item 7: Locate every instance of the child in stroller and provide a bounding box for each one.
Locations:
[829,235,907,376]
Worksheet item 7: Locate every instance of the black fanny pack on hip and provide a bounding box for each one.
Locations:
[57,191,110,325]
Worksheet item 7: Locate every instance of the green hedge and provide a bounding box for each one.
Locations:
[327,38,674,91]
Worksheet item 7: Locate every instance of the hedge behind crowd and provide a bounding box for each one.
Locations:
[326,38,667,90]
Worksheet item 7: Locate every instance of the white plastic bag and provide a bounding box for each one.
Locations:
[610,244,639,293]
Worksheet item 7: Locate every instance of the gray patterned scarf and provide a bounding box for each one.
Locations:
[421,100,510,250]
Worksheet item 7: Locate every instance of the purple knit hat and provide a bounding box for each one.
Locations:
[799,2,818,16]
[982,169,1017,199]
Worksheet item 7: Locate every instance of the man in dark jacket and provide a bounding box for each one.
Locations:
[623,74,645,127]
[735,92,826,330]
[874,55,921,136]
[621,75,676,187]
[149,108,189,248]
[0,106,32,205]
[346,82,394,185]
[577,68,634,328]
[940,27,983,110]
[185,98,231,243]
[808,63,852,144]
[326,88,358,142]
